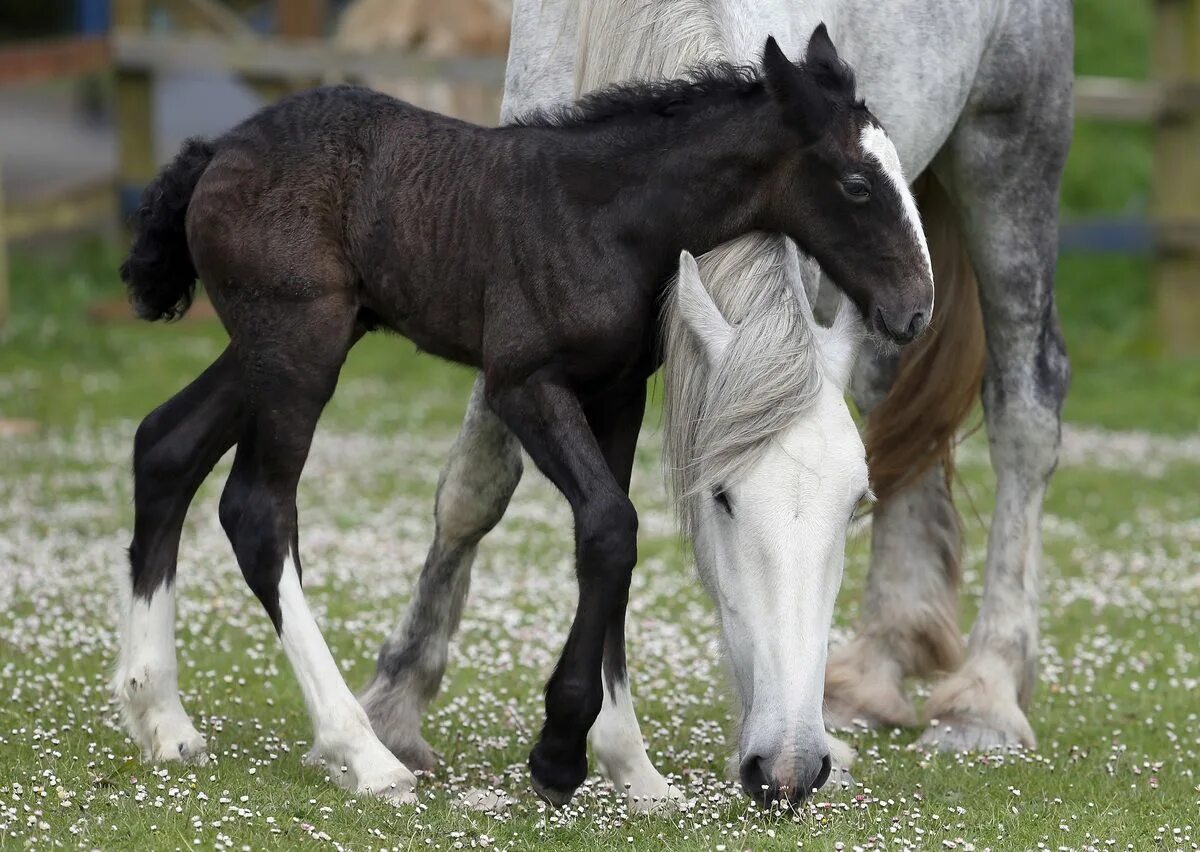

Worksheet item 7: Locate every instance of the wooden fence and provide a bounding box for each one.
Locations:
[2,0,1198,352]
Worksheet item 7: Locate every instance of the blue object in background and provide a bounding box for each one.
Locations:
[76,0,110,34]
[1058,217,1154,255]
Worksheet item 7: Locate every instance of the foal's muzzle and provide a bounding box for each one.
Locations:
[739,750,832,807]
[874,304,928,345]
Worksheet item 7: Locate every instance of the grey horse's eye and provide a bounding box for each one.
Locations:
[850,488,875,522]
[840,175,872,203]
[713,487,733,516]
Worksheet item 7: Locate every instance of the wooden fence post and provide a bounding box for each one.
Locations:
[1153,0,1200,355]
[114,0,155,227]
[277,0,328,39]
[0,169,8,335]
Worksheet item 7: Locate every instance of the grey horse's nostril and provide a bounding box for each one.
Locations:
[809,752,833,793]
[739,753,770,800]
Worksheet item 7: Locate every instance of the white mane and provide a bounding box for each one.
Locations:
[575,0,829,533]
[576,0,726,92]
[663,236,828,534]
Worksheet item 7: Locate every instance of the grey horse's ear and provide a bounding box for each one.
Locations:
[820,294,864,390]
[781,239,818,325]
[676,251,732,364]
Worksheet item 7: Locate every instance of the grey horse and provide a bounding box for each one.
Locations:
[362,0,1073,804]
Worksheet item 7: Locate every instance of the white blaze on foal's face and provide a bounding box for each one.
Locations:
[858,122,934,314]
[673,250,866,803]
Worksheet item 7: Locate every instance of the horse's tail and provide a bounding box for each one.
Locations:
[120,138,215,322]
[865,173,986,502]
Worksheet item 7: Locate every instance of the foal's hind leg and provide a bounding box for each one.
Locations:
[917,31,1073,752]
[219,301,416,800]
[114,349,246,763]
[360,378,523,770]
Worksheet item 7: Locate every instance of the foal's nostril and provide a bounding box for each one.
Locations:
[874,306,926,344]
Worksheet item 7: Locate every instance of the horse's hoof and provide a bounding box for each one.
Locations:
[824,645,919,731]
[625,779,688,814]
[918,664,1036,753]
[529,744,585,807]
[150,725,209,766]
[384,734,440,773]
[916,715,1033,753]
[530,776,576,807]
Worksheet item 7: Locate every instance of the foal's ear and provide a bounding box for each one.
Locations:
[805,23,856,102]
[676,251,733,364]
[761,35,832,143]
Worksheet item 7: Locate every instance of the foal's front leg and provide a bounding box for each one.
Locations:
[582,384,683,811]
[488,372,642,806]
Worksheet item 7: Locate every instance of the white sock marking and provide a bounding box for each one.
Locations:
[276,556,418,799]
[114,583,207,762]
[588,677,684,811]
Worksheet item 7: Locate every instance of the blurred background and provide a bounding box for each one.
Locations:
[0,0,1197,435]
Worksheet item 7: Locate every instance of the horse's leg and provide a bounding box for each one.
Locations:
[114,348,247,763]
[487,371,641,806]
[356,0,581,769]
[916,34,1073,751]
[823,347,963,731]
[577,384,680,811]
[360,378,523,770]
[218,302,416,799]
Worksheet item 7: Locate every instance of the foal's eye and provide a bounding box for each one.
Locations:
[840,175,872,203]
[713,487,733,516]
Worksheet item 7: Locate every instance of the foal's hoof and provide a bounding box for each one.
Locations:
[149,724,209,766]
[529,745,585,808]
[530,777,576,808]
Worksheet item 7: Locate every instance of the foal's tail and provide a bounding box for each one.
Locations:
[865,173,986,502]
[120,138,215,322]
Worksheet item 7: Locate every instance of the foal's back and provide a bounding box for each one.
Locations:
[186,87,510,361]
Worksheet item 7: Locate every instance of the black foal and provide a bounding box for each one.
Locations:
[115,27,933,804]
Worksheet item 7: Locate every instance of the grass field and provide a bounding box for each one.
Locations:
[2,1,1200,848]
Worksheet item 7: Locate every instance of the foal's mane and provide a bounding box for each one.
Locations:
[514,61,763,127]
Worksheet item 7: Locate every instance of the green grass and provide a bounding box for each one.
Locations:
[2,238,1198,849]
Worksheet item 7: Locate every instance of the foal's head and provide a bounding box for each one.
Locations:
[666,245,867,807]
[759,25,933,345]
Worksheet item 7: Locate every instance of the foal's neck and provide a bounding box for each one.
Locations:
[560,93,790,276]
